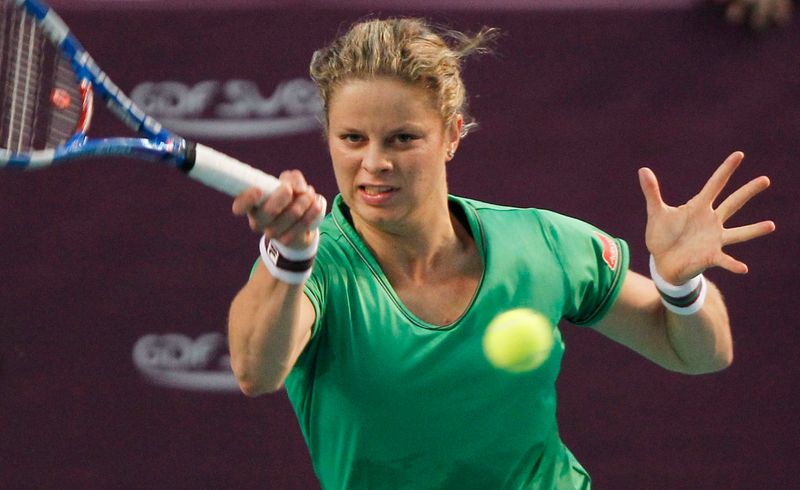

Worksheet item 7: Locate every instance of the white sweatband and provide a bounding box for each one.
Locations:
[649,255,707,315]
[259,232,319,285]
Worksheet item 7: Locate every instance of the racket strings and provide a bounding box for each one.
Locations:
[0,1,80,154]
[1,3,44,151]
[46,55,82,147]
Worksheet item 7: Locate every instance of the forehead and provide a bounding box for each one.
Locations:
[328,77,441,127]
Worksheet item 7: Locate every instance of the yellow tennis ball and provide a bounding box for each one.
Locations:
[483,308,554,372]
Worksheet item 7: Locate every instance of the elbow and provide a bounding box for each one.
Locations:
[691,356,732,375]
[237,378,283,397]
[711,348,734,373]
[680,348,733,375]
[719,345,734,370]
[706,336,735,373]
[234,371,285,397]
[231,359,286,397]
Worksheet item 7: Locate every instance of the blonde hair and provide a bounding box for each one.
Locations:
[309,18,497,137]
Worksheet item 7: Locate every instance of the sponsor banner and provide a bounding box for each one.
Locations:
[132,332,239,393]
[130,78,321,140]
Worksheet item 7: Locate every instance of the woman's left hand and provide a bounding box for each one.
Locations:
[638,151,775,285]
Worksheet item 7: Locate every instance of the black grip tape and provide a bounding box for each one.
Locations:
[179,141,197,173]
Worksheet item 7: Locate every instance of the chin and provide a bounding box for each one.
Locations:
[350,203,403,230]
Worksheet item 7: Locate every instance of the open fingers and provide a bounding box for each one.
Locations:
[723,220,776,246]
[716,175,771,222]
[698,151,744,205]
[716,251,749,275]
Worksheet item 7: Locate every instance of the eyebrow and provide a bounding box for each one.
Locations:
[334,123,425,134]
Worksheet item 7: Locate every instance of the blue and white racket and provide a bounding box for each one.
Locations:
[0,0,325,221]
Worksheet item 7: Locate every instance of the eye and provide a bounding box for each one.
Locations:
[339,133,364,143]
[393,133,418,144]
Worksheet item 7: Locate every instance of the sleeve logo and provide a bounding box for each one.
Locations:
[593,232,618,270]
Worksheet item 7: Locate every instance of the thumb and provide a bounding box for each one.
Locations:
[638,167,664,215]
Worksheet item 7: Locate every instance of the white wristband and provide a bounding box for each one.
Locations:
[259,232,319,285]
[649,255,707,315]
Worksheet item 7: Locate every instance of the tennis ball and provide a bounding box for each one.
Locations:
[482,308,554,372]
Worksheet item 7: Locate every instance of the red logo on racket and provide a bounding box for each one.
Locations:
[51,88,71,109]
[594,232,618,270]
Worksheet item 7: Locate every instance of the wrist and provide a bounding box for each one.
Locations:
[260,232,319,284]
[649,255,707,315]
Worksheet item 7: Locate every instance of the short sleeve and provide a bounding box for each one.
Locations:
[538,210,629,326]
[302,251,327,340]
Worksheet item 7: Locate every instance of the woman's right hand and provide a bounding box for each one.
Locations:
[232,169,325,250]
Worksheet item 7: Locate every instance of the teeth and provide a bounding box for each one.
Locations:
[362,186,392,195]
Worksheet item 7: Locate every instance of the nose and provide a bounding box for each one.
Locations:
[361,143,392,174]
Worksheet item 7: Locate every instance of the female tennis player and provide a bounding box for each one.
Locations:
[227,18,775,489]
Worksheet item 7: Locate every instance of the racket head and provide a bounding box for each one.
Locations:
[1,0,320,221]
[0,0,183,169]
[0,0,95,167]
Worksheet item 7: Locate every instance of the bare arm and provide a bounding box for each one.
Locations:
[227,171,324,396]
[594,271,732,374]
[228,266,315,395]
[595,152,774,374]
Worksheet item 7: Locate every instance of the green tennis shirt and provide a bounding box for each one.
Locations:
[281,194,629,490]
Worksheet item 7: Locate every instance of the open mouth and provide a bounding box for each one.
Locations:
[360,185,395,196]
[358,185,398,204]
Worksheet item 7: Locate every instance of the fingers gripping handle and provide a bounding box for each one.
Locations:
[185,143,327,229]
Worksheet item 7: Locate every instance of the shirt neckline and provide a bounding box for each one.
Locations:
[331,194,487,330]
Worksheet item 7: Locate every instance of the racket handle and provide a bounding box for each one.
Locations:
[187,143,280,197]
[186,143,326,228]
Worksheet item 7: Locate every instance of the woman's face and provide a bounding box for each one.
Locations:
[327,76,460,234]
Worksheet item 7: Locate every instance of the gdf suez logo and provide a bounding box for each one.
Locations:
[132,332,239,393]
[130,78,321,140]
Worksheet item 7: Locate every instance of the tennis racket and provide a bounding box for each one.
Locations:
[0,0,325,222]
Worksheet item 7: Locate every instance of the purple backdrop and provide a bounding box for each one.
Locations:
[1,3,798,489]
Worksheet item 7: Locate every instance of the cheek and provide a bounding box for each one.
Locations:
[329,148,357,187]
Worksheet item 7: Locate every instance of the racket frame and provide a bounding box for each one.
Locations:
[1,0,328,222]
[2,0,189,168]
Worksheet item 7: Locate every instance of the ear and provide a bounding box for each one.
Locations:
[445,114,463,161]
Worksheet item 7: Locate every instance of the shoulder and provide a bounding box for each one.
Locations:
[453,195,593,234]
[456,194,625,269]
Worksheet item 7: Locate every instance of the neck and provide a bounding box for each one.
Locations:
[354,201,473,284]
